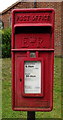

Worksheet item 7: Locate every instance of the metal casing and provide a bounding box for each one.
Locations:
[12,8,55,111]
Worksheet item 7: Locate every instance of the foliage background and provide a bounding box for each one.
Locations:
[0,27,11,58]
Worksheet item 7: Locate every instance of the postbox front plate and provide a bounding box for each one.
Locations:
[12,8,54,111]
[22,58,44,97]
[24,61,41,94]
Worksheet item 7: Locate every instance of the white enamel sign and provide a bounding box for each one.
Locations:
[24,61,41,94]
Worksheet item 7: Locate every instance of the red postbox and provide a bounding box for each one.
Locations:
[12,8,55,111]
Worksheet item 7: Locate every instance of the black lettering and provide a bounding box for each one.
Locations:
[48,16,50,21]
[16,14,50,22]
[33,16,38,21]
[16,16,23,21]
[38,16,42,21]
[28,66,34,67]
[23,16,27,21]
[44,15,48,20]
[30,75,36,77]
[26,75,29,77]
[27,16,30,21]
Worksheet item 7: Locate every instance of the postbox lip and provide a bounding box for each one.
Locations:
[12,107,53,112]
[12,8,55,14]
[14,23,52,28]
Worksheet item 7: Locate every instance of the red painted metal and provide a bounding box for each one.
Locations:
[11,49,54,51]
[11,8,55,111]
[14,23,52,27]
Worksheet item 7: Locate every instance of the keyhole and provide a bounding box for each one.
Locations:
[30,52,36,58]
[20,78,22,82]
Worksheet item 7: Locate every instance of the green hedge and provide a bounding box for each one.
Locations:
[0,30,2,58]
[0,27,11,58]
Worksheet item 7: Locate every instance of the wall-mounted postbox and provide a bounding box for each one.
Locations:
[12,8,55,111]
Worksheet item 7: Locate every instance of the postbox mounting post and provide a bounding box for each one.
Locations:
[27,111,35,120]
